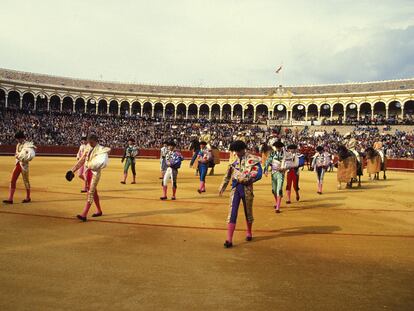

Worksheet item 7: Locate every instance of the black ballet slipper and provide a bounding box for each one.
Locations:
[92,212,102,217]
[76,215,87,222]
[276,209,281,214]
[120,181,126,184]
[296,194,300,201]
[22,198,31,203]
[197,189,202,194]
[171,197,176,200]
[246,236,253,242]
[131,181,136,184]
[160,197,167,200]
[286,200,291,204]
[80,189,87,193]
[2,200,13,204]
[224,241,233,248]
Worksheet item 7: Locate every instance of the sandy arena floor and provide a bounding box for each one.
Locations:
[0,156,413,311]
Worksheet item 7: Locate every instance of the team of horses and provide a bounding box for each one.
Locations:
[336,145,387,189]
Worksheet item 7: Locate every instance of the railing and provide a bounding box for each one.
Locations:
[1,145,413,170]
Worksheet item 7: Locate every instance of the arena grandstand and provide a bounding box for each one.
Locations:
[1,68,414,125]
[0,68,413,164]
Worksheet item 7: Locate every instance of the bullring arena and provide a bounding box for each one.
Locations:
[1,68,414,311]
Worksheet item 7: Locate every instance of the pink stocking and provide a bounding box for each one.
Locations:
[172,187,177,197]
[25,189,31,200]
[276,196,282,210]
[93,190,102,213]
[162,186,167,197]
[227,223,236,243]
[246,222,252,238]
[8,188,16,201]
[81,202,92,217]
[286,190,291,202]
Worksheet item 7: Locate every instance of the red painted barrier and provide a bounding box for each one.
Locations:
[0,145,410,170]
[0,145,231,160]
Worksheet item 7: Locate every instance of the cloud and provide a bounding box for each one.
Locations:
[0,0,413,86]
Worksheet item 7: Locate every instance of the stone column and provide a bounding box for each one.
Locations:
[19,96,23,109]
[47,98,51,111]
[185,106,189,119]
[219,107,223,120]
[330,108,333,121]
[118,104,121,116]
[208,107,212,120]
[385,104,389,119]
[107,104,110,115]
[241,107,245,120]
[5,93,8,108]
[129,104,132,116]
[95,103,98,114]
[196,106,200,119]
[162,106,166,119]
[230,107,234,120]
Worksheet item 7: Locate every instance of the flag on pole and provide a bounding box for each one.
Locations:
[275,65,283,74]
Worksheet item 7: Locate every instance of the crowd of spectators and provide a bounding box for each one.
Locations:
[0,109,413,158]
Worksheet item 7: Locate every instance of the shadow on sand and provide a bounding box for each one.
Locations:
[242,225,342,244]
[103,207,203,220]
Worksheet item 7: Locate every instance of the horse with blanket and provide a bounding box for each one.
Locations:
[365,147,387,180]
[336,145,363,189]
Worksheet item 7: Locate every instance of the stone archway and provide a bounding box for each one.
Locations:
[199,104,209,119]
[165,103,175,119]
[75,98,85,113]
[22,92,35,110]
[188,104,198,119]
[98,100,108,114]
[274,104,287,120]
[292,104,305,121]
[131,101,141,115]
[233,104,243,120]
[120,101,130,116]
[62,97,74,112]
[154,103,163,118]
[36,94,48,111]
[6,91,20,109]
[176,103,186,119]
[50,95,61,111]
[256,104,268,122]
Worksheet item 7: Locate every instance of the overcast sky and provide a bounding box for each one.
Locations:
[1,0,413,86]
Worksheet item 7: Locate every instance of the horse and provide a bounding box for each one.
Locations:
[336,145,362,189]
[365,147,387,180]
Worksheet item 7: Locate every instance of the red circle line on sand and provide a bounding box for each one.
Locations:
[1,210,414,239]
[0,186,412,213]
